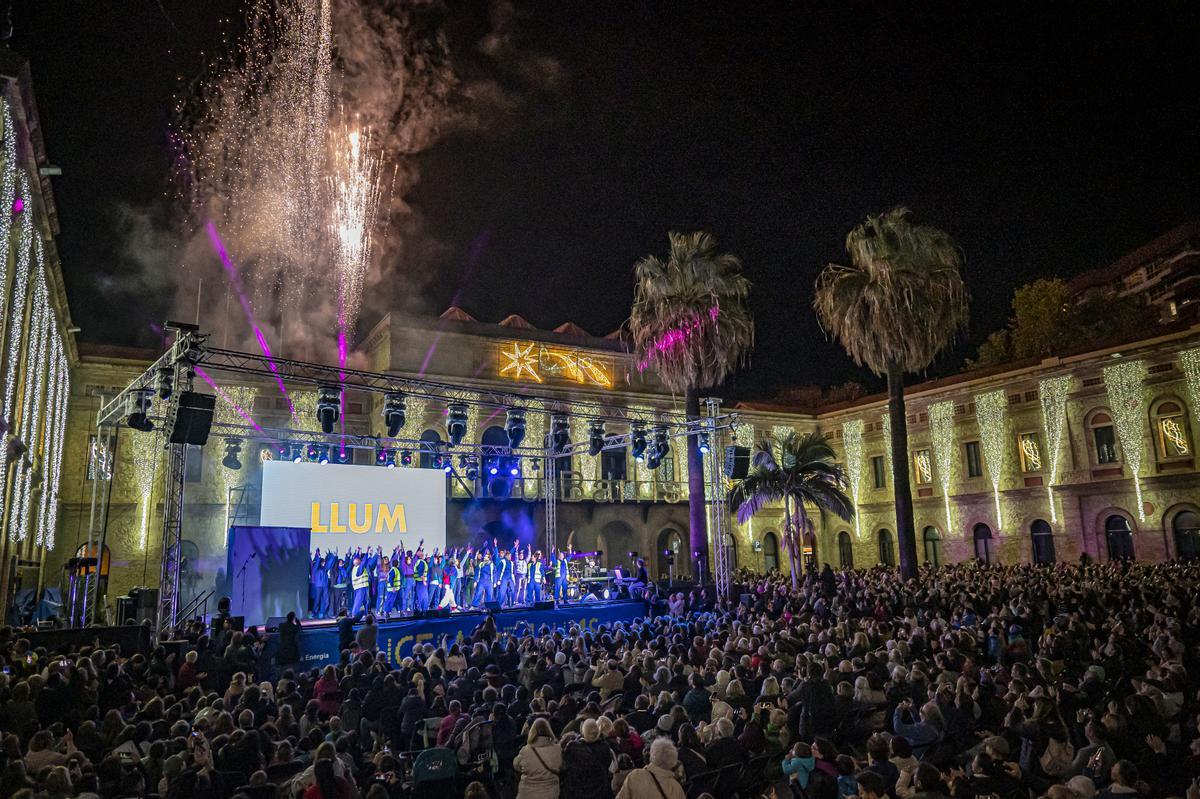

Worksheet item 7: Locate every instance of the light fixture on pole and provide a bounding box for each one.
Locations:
[316,384,341,434]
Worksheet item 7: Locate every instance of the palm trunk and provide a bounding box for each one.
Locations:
[887,360,918,581]
[685,386,708,581]
[784,495,799,590]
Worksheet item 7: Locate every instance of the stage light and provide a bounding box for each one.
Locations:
[222,437,243,470]
[447,403,469,446]
[489,463,499,476]
[291,446,303,464]
[276,443,289,460]
[463,456,479,480]
[316,385,341,434]
[551,414,570,453]
[603,589,611,599]
[125,387,155,432]
[12,196,23,214]
[653,426,670,459]
[588,420,605,457]
[509,458,520,477]
[506,407,526,448]
[698,431,710,454]
[443,461,453,474]
[335,448,350,464]
[376,447,393,467]
[156,366,174,400]
[317,446,331,465]
[306,443,320,462]
[400,450,413,466]
[631,423,648,462]
[383,392,406,437]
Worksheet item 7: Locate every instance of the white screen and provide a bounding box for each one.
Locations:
[260,461,446,555]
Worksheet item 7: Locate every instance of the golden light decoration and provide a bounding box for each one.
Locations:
[914,449,933,484]
[1020,435,1042,470]
[498,341,542,383]
[881,413,895,486]
[928,401,956,531]
[1181,348,1200,433]
[129,430,162,551]
[1103,359,1149,521]
[1039,375,1071,523]
[974,389,1008,530]
[842,419,865,538]
[1162,418,1189,454]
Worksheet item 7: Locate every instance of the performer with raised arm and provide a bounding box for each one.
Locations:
[529,549,546,604]
[374,549,391,616]
[473,549,495,606]
[330,553,349,616]
[459,546,475,607]
[310,549,329,619]
[349,550,371,618]
[514,540,528,605]
[413,541,429,612]
[383,556,402,618]
[399,549,415,613]
[497,546,515,607]
[438,548,460,609]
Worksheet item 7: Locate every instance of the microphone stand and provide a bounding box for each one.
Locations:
[234,553,256,614]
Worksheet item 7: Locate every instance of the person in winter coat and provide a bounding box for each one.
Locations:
[513,718,562,799]
[616,738,685,799]
[562,719,617,799]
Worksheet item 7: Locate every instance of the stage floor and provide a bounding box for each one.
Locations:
[280,599,645,670]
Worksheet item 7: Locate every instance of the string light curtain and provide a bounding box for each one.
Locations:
[129,428,161,551]
[842,419,865,538]
[43,348,69,549]
[881,413,895,485]
[928,401,956,531]
[1181,348,1200,434]
[1038,375,1072,523]
[13,264,50,542]
[1,174,32,540]
[974,389,1008,530]
[1103,359,1149,520]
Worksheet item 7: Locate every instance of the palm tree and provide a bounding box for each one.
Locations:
[813,207,969,580]
[730,430,853,589]
[630,231,753,576]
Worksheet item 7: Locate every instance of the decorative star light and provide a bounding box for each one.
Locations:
[1162,418,1189,453]
[1103,359,1149,520]
[929,401,956,531]
[1039,375,1071,523]
[974,389,1008,530]
[499,341,542,383]
[842,419,865,538]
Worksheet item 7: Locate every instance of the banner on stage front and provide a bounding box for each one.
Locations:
[260,461,446,554]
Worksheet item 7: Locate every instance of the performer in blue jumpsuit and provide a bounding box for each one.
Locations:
[413,549,430,612]
[473,551,495,606]
[497,550,515,607]
[375,556,392,616]
[400,552,415,613]
[310,550,330,618]
[350,553,371,618]
[383,559,402,616]
[330,556,349,616]
[554,550,570,605]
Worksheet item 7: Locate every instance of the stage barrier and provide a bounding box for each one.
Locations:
[281,600,645,671]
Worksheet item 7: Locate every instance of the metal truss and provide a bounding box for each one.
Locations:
[705,397,732,601]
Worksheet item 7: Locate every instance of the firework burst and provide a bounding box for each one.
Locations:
[331,121,385,337]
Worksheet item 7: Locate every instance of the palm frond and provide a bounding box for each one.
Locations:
[728,429,855,531]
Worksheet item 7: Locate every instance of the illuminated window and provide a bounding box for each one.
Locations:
[1153,400,1191,458]
[1017,431,1044,473]
[870,455,886,489]
[1089,412,1119,464]
[964,441,983,478]
[912,449,932,485]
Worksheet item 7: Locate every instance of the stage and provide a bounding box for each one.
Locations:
[272,599,646,670]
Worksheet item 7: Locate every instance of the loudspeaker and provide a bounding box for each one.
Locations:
[265,616,285,632]
[126,587,159,625]
[533,600,555,611]
[432,607,451,618]
[484,601,502,613]
[169,391,216,445]
[723,446,751,479]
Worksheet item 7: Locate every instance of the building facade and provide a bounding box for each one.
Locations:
[48,304,1200,619]
[0,50,76,611]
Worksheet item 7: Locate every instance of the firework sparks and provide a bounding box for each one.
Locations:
[331,123,385,337]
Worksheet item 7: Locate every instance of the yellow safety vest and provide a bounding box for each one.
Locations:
[388,567,402,591]
[351,565,369,591]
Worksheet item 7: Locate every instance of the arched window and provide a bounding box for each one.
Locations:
[838,531,854,569]
[1087,410,1119,465]
[1172,511,1199,561]
[922,526,943,568]
[762,532,779,571]
[1031,519,1055,565]
[1105,514,1135,561]
[418,430,443,469]
[1152,400,1192,459]
[723,533,738,569]
[973,523,994,564]
[877,529,895,567]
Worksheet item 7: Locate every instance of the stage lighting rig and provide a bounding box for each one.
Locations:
[400,450,413,466]
[551,414,570,453]
[447,403,469,446]
[631,423,648,463]
[317,445,331,465]
[506,407,526,448]
[383,392,406,437]
[646,426,670,471]
[588,420,606,456]
[316,385,341,434]
[335,448,350,464]
[155,367,174,400]
[126,388,155,432]
[275,443,289,460]
[306,443,320,462]
[222,438,243,470]
[290,446,304,464]
[376,448,394,468]
[698,431,710,454]
[508,457,521,477]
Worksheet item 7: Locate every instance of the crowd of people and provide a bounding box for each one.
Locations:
[3,558,1200,799]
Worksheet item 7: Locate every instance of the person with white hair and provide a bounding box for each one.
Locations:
[616,737,685,799]
[562,718,617,799]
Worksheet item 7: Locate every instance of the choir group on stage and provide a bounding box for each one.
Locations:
[306,538,572,620]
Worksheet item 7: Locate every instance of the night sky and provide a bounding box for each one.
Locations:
[13,2,1200,399]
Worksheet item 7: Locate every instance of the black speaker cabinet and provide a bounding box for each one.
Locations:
[169,391,216,446]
